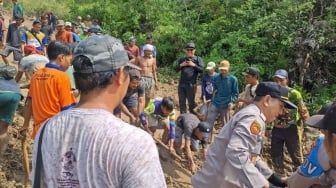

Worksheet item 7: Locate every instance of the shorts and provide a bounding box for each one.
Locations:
[174,124,200,151]
[148,114,169,129]
[0,92,21,124]
[113,94,138,115]
[141,76,153,98]
[1,45,22,61]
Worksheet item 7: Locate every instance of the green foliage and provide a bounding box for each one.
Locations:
[18,0,336,104]
[20,0,70,20]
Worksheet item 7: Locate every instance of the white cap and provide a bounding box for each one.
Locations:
[65,21,71,27]
[206,62,216,70]
[143,44,154,52]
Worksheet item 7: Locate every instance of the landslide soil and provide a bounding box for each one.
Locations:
[0,12,296,188]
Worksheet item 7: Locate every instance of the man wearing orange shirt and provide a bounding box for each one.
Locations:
[19,41,76,139]
[55,20,73,43]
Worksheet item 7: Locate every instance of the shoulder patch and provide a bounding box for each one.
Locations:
[250,120,262,135]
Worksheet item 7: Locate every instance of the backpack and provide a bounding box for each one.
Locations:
[0,64,17,80]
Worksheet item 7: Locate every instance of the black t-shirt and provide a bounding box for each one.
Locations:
[176,56,203,84]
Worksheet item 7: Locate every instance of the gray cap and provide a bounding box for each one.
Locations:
[73,35,140,73]
[185,42,195,49]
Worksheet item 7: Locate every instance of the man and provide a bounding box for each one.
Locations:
[55,20,73,43]
[0,64,23,156]
[84,15,92,27]
[21,20,48,55]
[287,102,333,188]
[40,15,53,42]
[271,69,310,175]
[19,41,76,139]
[135,44,157,105]
[65,21,80,43]
[1,16,27,65]
[173,113,211,173]
[302,102,336,187]
[125,36,140,64]
[237,67,260,106]
[76,16,85,30]
[12,0,23,21]
[192,81,297,188]
[201,61,218,103]
[114,69,145,124]
[15,44,49,88]
[139,96,175,146]
[0,15,6,47]
[141,35,157,58]
[70,21,80,35]
[206,60,239,129]
[30,35,166,187]
[175,42,203,114]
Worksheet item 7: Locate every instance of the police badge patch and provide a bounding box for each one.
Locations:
[250,120,261,135]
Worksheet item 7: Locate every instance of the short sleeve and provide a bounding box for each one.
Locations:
[57,73,76,110]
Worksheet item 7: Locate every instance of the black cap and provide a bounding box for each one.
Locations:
[242,67,259,77]
[185,42,195,49]
[255,82,297,109]
[197,122,211,139]
[73,35,140,74]
[305,102,336,132]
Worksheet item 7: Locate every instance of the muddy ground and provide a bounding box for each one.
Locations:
[0,12,298,188]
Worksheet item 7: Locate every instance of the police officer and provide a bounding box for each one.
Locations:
[192,82,297,188]
[172,113,211,173]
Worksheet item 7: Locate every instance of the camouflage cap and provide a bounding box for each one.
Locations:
[73,35,140,73]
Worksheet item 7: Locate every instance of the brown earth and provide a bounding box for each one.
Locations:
[0,12,298,188]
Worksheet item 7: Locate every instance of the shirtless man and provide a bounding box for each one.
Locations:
[136,44,158,105]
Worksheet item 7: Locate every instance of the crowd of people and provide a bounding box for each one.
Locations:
[0,1,336,188]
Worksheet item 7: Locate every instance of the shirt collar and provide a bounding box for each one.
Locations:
[45,63,64,71]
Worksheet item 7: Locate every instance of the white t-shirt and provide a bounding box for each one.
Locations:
[18,54,49,72]
[31,108,166,188]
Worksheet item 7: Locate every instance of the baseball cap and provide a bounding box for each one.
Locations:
[218,60,230,70]
[73,35,140,74]
[305,102,336,132]
[185,42,195,49]
[129,36,136,42]
[129,69,141,80]
[206,62,216,70]
[198,122,211,140]
[242,67,259,77]
[65,21,72,27]
[273,69,288,79]
[255,81,297,109]
[57,20,65,26]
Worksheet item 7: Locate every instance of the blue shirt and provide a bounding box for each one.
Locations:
[201,72,219,101]
[300,135,324,177]
[22,30,48,52]
[212,74,239,109]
